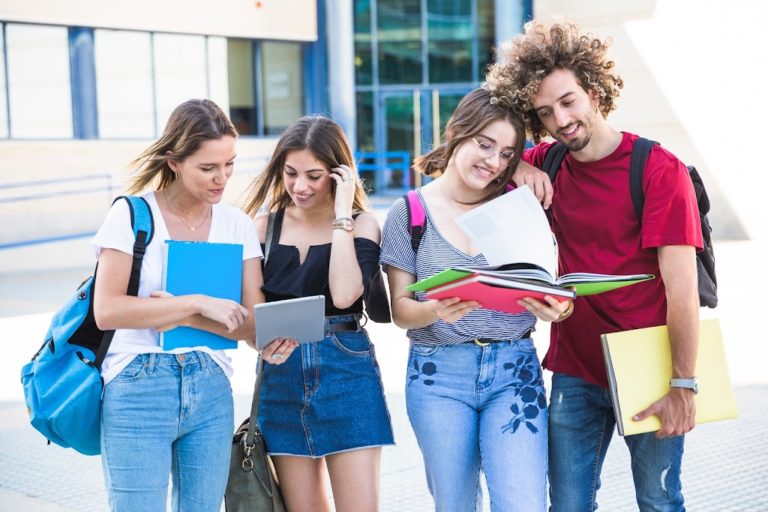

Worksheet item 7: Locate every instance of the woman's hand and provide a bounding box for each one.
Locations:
[518,296,573,322]
[431,297,480,324]
[197,296,249,332]
[329,164,358,218]
[261,337,299,365]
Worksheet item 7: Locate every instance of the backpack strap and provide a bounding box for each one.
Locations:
[404,189,425,253]
[629,137,658,220]
[541,142,568,183]
[94,195,154,369]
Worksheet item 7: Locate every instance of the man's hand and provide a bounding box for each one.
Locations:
[512,160,553,209]
[633,387,696,438]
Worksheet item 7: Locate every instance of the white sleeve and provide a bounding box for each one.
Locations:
[91,198,135,259]
[240,212,262,261]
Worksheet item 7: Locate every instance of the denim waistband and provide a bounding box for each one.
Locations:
[325,314,363,335]
[140,351,213,368]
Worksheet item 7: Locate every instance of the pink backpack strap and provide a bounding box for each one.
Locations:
[404,189,425,252]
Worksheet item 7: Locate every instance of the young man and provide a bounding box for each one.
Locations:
[487,21,702,511]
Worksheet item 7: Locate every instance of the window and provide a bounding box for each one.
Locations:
[354,0,373,86]
[6,24,72,138]
[227,39,256,135]
[377,0,423,84]
[427,0,472,83]
[206,36,230,120]
[153,33,208,135]
[94,29,154,138]
[261,41,303,135]
[0,24,8,138]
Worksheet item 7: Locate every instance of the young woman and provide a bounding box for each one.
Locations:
[92,99,291,511]
[243,115,394,512]
[380,88,573,512]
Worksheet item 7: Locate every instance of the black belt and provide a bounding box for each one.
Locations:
[464,329,532,346]
[327,319,361,333]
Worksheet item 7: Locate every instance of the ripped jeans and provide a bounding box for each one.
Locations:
[548,372,685,512]
[406,338,547,512]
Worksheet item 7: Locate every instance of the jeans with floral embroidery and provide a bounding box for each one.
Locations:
[406,338,547,512]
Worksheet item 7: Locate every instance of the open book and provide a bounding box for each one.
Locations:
[406,187,653,313]
[408,264,654,297]
[407,265,653,314]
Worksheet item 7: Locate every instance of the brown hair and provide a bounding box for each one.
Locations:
[486,20,624,142]
[127,99,237,194]
[243,116,369,216]
[414,87,525,204]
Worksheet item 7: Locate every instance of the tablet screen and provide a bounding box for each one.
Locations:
[253,295,325,350]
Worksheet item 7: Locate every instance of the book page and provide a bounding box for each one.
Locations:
[455,186,558,277]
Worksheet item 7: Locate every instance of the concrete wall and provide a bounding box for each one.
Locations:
[0,0,317,41]
[533,0,765,242]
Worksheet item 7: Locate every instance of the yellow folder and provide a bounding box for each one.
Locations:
[600,318,738,436]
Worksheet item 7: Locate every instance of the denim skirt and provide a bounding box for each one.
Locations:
[257,315,394,457]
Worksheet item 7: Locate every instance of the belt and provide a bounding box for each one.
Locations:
[327,318,361,333]
[465,329,532,346]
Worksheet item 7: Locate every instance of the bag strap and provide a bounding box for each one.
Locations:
[404,189,425,253]
[264,211,278,266]
[93,196,154,369]
[245,357,267,444]
[629,137,657,220]
[541,142,568,183]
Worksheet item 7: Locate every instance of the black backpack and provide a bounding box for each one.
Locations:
[541,138,717,308]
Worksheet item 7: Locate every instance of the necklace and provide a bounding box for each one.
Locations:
[165,193,211,231]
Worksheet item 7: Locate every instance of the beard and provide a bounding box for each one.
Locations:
[556,108,598,152]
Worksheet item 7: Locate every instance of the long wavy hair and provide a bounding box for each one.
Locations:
[486,20,624,142]
[243,116,369,216]
[127,99,237,194]
[414,87,525,205]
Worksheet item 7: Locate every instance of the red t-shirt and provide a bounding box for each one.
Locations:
[525,132,703,387]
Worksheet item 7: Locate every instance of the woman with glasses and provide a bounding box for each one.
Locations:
[380,87,572,511]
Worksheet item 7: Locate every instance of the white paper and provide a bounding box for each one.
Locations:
[455,185,558,277]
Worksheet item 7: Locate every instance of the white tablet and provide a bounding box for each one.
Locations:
[253,295,326,350]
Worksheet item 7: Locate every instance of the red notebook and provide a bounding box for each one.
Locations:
[425,274,575,314]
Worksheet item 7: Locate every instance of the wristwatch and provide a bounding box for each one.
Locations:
[670,377,699,394]
[331,217,354,232]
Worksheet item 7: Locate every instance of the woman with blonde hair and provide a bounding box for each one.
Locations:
[93,99,289,511]
[243,115,394,512]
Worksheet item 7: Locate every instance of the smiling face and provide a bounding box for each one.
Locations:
[532,68,601,153]
[282,149,333,209]
[448,119,518,191]
[168,135,236,204]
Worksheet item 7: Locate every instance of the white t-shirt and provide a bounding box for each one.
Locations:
[91,192,262,384]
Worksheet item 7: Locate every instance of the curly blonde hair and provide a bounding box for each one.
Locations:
[486,20,623,142]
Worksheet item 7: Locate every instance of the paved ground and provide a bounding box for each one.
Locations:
[1,238,765,510]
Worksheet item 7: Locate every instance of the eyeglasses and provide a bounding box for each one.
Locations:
[471,137,516,162]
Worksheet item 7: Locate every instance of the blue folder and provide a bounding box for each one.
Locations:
[161,240,243,350]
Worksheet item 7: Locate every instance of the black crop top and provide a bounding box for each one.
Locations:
[261,209,380,316]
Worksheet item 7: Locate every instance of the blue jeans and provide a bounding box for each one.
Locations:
[548,372,685,511]
[101,352,234,512]
[406,339,548,512]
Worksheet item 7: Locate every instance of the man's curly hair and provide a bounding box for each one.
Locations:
[486,20,623,142]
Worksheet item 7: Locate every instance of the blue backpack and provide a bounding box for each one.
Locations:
[21,196,154,455]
